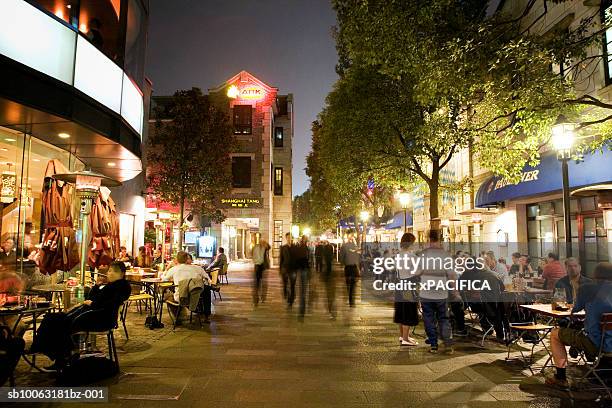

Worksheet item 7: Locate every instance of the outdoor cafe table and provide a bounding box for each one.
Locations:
[31,284,67,310]
[1,304,51,371]
[140,278,175,324]
[516,303,586,372]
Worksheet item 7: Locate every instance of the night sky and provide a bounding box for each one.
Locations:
[146,0,338,196]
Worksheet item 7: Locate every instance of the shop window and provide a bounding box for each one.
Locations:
[274,127,284,147]
[78,0,123,62]
[31,0,79,26]
[119,213,135,256]
[232,157,251,188]
[603,1,612,84]
[233,105,252,135]
[273,220,282,257]
[274,167,283,196]
[123,0,147,87]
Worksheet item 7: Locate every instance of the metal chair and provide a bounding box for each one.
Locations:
[580,313,612,400]
[505,322,555,374]
[119,293,154,339]
[217,263,228,285]
[210,270,222,301]
[70,306,122,371]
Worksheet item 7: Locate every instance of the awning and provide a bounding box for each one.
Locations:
[385,211,413,230]
[476,149,612,208]
[339,216,356,229]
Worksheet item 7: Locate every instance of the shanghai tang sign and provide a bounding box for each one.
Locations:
[221,198,262,208]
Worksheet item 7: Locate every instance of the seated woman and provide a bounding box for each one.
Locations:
[134,246,151,268]
[31,262,131,372]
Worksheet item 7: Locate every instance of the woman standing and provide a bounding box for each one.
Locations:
[394,233,419,347]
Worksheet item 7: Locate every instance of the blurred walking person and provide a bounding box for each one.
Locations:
[252,239,270,306]
[340,234,360,307]
[291,236,311,319]
[394,233,419,346]
[320,239,336,319]
[279,233,292,300]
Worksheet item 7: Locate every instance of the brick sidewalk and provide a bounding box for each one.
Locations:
[11,262,602,407]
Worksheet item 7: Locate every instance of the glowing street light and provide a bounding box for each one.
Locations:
[551,115,576,257]
[359,210,370,222]
[291,224,300,239]
[398,191,411,233]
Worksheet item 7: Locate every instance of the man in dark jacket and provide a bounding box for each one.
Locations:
[279,233,292,301]
[554,257,591,304]
[320,240,336,318]
[290,236,310,318]
[32,262,131,372]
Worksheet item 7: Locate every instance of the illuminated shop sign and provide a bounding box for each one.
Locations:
[220,198,262,208]
[226,84,266,101]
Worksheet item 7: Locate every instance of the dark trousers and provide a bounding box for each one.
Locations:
[287,269,298,307]
[298,268,309,316]
[321,265,335,315]
[280,267,289,299]
[344,265,358,306]
[198,286,212,317]
[31,313,74,362]
[450,302,465,332]
[469,302,508,339]
[253,264,267,304]
[421,300,453,347]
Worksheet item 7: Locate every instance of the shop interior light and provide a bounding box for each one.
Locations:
[32,158,40,162]
[0,148,7,152]
[107,162,116,167]
[58,132,70,139]
[4,138,15,142]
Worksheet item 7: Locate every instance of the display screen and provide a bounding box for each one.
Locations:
[198,236,215,258]
[185,231,200,244]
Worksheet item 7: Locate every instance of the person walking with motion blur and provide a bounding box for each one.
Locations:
[320,239,336,319]
[252,239,270,306]
[291,236,311,319]
[340,233,360,307]
[279,233,292,301]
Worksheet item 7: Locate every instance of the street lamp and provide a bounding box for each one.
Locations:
[551,115,576,257]
[53,170,121,292]
[398,192,411,233]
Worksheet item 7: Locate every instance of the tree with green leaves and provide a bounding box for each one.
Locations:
[148,88,234,249]
[315,0,612,231]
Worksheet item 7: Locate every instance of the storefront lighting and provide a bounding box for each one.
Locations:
[32,158,40,162]
[4,138,15,142]
[0,169,16,203]
[107,162,116,167]
[229,227,237,238]
[471,213,482,224]
[291,224,300,239]
[58,132,70,139]
[0,148,7,152]
[303,227,312,237]
[227,84,239,99]
[440,219,450,228]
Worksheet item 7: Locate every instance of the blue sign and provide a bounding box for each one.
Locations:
[385,211,413,230]
[475,149,612,208]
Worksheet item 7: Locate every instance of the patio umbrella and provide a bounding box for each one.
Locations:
[88,187,120,268]
[39,160,79,275]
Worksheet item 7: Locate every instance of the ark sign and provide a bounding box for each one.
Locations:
[227,84,266,101]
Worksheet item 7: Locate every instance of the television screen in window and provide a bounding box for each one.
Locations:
[185,231,200,244]
[198,236,215,258]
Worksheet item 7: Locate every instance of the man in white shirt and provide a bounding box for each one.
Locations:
[485,251,509,284]
[162,251,210,302]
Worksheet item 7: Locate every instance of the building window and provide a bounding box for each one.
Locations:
[232,157,251,188]
[274,167,283,195]
[233,105,252,134]
[603,1,612,83]
[273,220,283,258]
[274,126,284,147]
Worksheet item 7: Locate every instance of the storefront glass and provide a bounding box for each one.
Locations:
[527,196,609,275]
[0,126,84,275]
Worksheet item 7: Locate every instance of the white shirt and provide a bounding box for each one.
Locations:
[161,264,210,301]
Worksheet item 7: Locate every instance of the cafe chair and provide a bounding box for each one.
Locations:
[70,306,122,371]
[216,263,228,285]
[505,322,555,374]
[210,270,222,301]
[580,313,612,400]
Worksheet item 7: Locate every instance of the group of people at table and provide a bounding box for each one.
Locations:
[383,230,612,390]
[10,246,228,374]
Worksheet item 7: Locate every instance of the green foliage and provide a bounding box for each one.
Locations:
[308,0,612,228]
[147,88,235,226]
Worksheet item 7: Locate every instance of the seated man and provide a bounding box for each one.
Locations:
[161,251,211,319]
[31,262,131,372]
[554,257,591,304]
[542,252,567,290]
[206,247,227,273]
[547,262,612,388]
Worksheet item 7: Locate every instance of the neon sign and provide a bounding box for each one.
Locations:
[226,84,266,101]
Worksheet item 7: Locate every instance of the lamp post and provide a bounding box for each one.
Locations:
[551,115,576,257]
[398,192,411,233]
[53,170,121,291]
[360,210,370,247]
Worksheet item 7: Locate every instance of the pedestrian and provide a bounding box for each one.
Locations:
[394,233,419,346]
[339,233,360,307]
[252,239,270,306]
[415,230,455,354]
[291,235,310,319]
[279,233,292,300]
[320,239,336,319]
[315,240,323,274]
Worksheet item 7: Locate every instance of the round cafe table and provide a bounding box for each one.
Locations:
[31,284,66,310]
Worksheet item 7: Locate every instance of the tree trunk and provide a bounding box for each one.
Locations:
[353,213,361,246]
[178,184,185,250]
[428,161,441,235]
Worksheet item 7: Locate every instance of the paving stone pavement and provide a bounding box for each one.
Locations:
[12,262,607,407]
